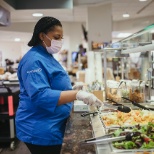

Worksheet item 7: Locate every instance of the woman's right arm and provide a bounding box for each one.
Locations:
[58,90,78,105]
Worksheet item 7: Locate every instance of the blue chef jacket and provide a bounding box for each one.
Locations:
[15,45,73,146]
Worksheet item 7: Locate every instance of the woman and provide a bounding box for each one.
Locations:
[15,16,102,154]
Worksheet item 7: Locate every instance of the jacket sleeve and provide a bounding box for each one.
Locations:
[20,60,61,113]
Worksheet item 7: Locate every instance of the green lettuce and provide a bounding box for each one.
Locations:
[141,141,154,149]
[114,129,123,137]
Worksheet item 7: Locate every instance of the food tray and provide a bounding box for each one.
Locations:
[109,124,154,153]
[110,143,154,153]
[99,112,121,129]
[108,121,154,153]
[99,110,154,129]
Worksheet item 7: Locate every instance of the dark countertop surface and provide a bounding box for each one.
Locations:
[0,112,96,154]
[61,112,95,154]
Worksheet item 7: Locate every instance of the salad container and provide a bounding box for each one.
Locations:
[106,80,122,103]
[110,123,154,153]
[120,80,131,103]
[129,80,145,103]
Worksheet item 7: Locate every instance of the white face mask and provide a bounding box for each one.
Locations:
[44,35,63,54]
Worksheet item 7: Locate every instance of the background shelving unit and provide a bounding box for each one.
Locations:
[98,24,154,102]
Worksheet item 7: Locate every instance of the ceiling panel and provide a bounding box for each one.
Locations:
[1,0,154,22]
[4,0,73,9]
[0,0,154,42]
[112,0,154,21]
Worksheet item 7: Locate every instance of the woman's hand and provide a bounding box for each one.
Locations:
[76,90,102,107]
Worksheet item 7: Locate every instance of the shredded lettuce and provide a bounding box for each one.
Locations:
[112,122,154,150]
[141,141,154,149]
[148,122,154,128]
[113,142,125,148]
[113,141,136,149]
[124,141,136,149]
[114,129,123,137]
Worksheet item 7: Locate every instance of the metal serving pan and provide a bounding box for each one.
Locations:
[110,143,154,153]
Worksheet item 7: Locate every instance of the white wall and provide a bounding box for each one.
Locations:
[87,3,112,50]
[62,22,85,67]
[62,22,84,51]
[0,41,22,66]
[0,22,85,67]
[0,21,85,51]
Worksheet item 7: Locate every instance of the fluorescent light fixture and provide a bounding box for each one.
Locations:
[14,38,21,42]
[32,13,43,17]
[123,13,130,18]
[117,33,132,38]
[139,0,147,1]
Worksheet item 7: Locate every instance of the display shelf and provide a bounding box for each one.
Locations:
[117,24,154,48]
[112,24,154,58]
[121,44,154,54]
[101,24,154,101]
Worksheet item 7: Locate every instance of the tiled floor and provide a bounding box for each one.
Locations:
[0,141,30,154]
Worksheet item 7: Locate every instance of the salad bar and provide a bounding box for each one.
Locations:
[78,78,154,154]
[81,104,154,154]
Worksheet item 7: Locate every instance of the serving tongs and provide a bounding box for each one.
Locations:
[106,98,123,106]
[81,101,131,117]
[79,132,136,144]
[122,97,154,111]
[81,111,98,117]
[105,98,131,113]
[103,101,131,113]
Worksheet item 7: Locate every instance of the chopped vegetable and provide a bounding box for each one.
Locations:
[112,122,154,149]
[114,129,123,137]
[124,141,136,149]
[141,141,154,149]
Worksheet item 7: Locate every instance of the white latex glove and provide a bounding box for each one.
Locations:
[76,90,102,107]
[72,82,84,90]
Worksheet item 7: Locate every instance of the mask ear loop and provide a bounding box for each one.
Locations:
[44,33,52,41]
[43,33,52,47]
[43,40,48,47]
[45,35,52,41]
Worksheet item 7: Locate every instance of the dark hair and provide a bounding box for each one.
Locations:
[28,16,62,47]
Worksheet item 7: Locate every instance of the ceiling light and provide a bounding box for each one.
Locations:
[139,0,147,2]
[123,13,130,18]
[117,33,132,38]
[32,13,43,17]
[14,38,21,42]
